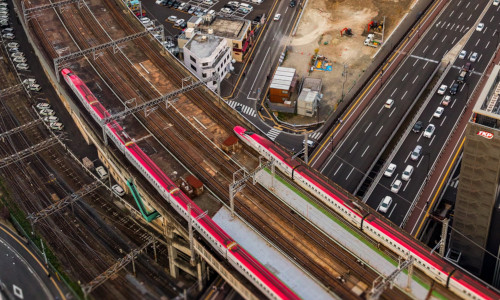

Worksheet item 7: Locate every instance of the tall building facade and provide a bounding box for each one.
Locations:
[451,65,500,281]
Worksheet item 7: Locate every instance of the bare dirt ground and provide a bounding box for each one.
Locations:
[281,0,416,124]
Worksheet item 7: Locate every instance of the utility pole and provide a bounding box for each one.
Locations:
[304,132,309,164]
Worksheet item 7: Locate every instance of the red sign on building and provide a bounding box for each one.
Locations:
[477,131,494,139]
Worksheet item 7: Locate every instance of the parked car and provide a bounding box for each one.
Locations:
[378,196,392,213]
[23,78,36,86]
[220,7,232,13]
[174,19,185,26]
[49,122,64,131]
[412,120,423,133]
[39,109,55,116]
[2,32,14,39]
[459,50,467,59]
[36,102,51,110]
[12,56,27,63]
[112,184,126,196]
[441,95,451,106]
[290,0,296,7]
[203,0,213,4]
[16,63,29,70]
[168,15,178,22]
[423,124,435,138]
[252,0,263,3]
[28,84,41,91]
[188,7,195,14]
[228,1,239,6]
[1,27,14,34]
[433,107,444,118]
[11,52,24,58]
[384,163,396,178]
[476,23,484,32]
[391,180,402,194]
[274,13,281,21]
[43,116,59,123]
[8,47,19,53]
[96,166,109,180]
[437,84,447,95]
[238,7,249,13]
[7,41,18,48]
[470,52,478,62]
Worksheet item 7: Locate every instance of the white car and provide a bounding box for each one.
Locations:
[274,13,281,21]
[112,184,126,196]
[96,166,108,180]
[167,15,177,22]
[423,124,435,138]
[494,0,500,6]
[49,122,64,131]
[2,32,14,39]
[384,163,396,178]
[28,84,41,91]
[220,7,232,13]
[458,50,467,59]
[36,102,51,110]
[11,52,24,58]
[433,107,444,118]
[39,109,55,116]
[7,42,18,49]
[43,116,59,123]
[203,0,213,4]
[391,180,402,194]
[16,63,29,70]
[22,78,36,86]
[401,165,414,181]
[441,95,451,106]
[175,19,185,26]
[379,196,392,213]
[476,23,484,32]
[470,52,478,62]
[12,56,27,63]
[437,84,447,95]
[228,1,239,6]
[384,98,394,108]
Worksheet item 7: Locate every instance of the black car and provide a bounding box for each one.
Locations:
[449,83,459,95]
[412,120,423,133]
[2,27,14,34]
[183,4,191,11]
[253,15,261,23]
[167,0,174,6]
[290,0,296,7]
[173,1,180,8]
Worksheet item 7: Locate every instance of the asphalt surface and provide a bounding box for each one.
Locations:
[317,0,491,193]
[366,2,500,226]
[0,223,66,300]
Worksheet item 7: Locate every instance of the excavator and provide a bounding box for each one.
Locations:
[340,28,353,37]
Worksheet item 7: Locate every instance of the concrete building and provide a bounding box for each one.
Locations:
[297,89,319,117]
[198,17,253,62]
[450,64,500,283]
[269,67,297,104]
[183,33,232,91]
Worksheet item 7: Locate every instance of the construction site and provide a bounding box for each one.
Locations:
[281,0,416,124]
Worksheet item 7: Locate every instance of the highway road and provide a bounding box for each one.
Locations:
[365,2,500,226]
[0,223,66,300]
[315,0,492,193]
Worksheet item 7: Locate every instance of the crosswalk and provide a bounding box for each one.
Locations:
[309,131,322,141]
[434,21,470,34]
[227,101,257,117]
[266,128,281,141]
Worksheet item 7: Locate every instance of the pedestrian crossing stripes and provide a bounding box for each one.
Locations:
[227,101,257,117]
[266,128,281,141]
[309,131,322,140]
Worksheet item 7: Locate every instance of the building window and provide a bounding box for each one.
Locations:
[190,56,197,63]
[191,64,197,72]
[202,73,207,78]
[233,43,239,48]
[213,81,217,85]
[202,62,208,66]
[282,90,288,94]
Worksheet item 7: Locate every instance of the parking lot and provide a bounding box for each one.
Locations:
[141,0,273,40]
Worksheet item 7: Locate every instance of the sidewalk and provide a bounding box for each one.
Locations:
[404,49,500,236]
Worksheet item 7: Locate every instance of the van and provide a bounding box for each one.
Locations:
[96,166,109,180]
[457,70,467,83]
[401,165,414,181]
[410,145,422,161]
[384,98,394,109]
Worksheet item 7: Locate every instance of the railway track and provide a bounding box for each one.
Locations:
[20,0,414,298]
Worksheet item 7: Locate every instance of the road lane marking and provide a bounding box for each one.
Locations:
[389,109,395,118]
[441,35,447,43]
[334,163,343,176]
[467,14,471,21]
[418,132,423,142]
[403,179,411,192]
[458,12,463,19]
[249,47,271,92]
[440,116,447,126]
[364,122,372,133]
[378,106,384,114]
[349,142,358,154]
[423,61,429,69]
[485,41,490,49]
[432,33,438,40]
[375,126,383,136]
[412,75,419,84]
[452,37,457,44]
[491,15,495,22]
[475,39,480,46]
[432,48,438,55]
[417,156,423,168]
[391,88,397,97]
[451,99,456,108]
[402,72,408,81]
[413,59,418,66]
[423,45,429,53]
[478,54,482,62]
[429,135,436,146]
[345,168,354,180]
[388,203,397,218]
[449,10,454,17]
[361,145,369,157]
[401,90,408,100]
[405,152,410,163]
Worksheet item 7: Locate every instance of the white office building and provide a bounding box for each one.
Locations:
[183,33,231,91]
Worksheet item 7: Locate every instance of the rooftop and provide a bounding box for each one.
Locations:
[302,77,322,92]
[270,67,295,90]
[198,17,250,40]
[473,64,500,120]
[185,34,224,58]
